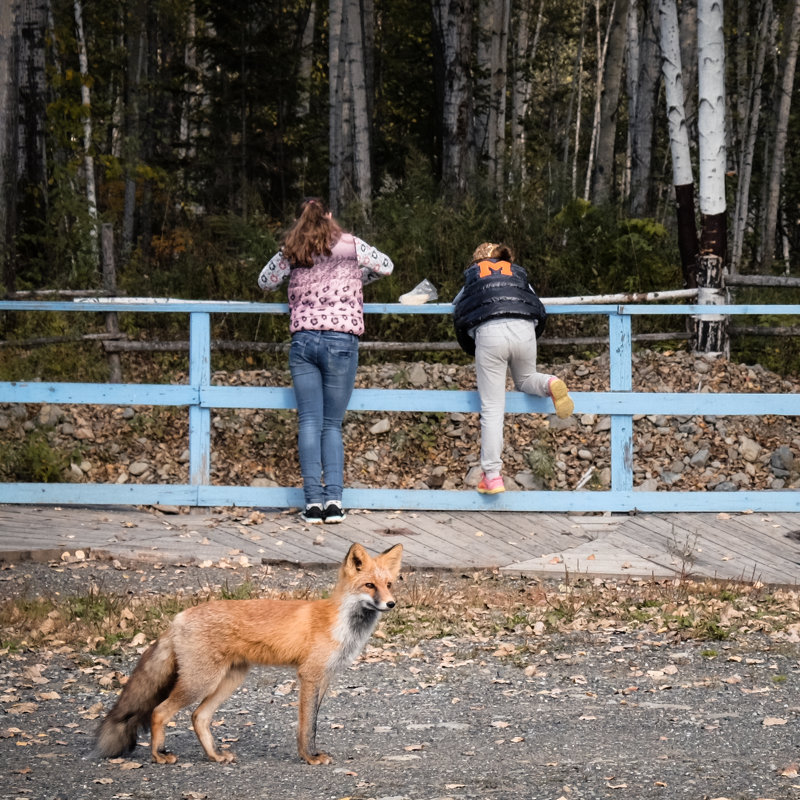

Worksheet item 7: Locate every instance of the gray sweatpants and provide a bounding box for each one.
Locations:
[474,318,554,479]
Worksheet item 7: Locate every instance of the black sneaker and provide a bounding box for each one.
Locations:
[300,504,324,524]
[323,501,346,524]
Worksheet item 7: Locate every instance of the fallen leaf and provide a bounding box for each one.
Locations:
[6,703,37,715]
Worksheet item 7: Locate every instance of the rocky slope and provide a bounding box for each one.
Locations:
[1,349,798,495]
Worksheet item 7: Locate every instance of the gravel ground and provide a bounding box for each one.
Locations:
[2,562,800,800]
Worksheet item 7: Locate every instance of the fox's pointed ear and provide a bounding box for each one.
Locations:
[378,543,403,576]
[343,542,370,572]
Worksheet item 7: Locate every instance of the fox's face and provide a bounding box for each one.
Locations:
[357,572,396,612]
[341,543,403,613]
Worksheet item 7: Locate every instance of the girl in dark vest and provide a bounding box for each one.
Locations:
[453,242,573,494]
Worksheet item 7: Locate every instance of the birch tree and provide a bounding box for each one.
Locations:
[296,0,316,118]
[431,0,475,192]
[658,0,697,287]
[510,0,544,182]
[760,0,800,272]
[473,0,510,192]
[731,0,771,273]
[329,0,345,213]
[17,0,48,202]
[0,0,17,293]
[694,0,728,355]
[345,0,371,211]
[623,0,640,201]
[328,0,372,215]
[629,0,660,217]
[591,0,629,204]
[122,0,147,258]
[566,0,587,197]
[73,0,98,264]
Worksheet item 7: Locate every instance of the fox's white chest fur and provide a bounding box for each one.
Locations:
[327,594,380,673]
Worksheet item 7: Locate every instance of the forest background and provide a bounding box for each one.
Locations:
[1,0,800,377]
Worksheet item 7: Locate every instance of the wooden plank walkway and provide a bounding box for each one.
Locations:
[2,504,800,586]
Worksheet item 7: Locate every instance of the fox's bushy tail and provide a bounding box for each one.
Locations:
[92,633,177,758]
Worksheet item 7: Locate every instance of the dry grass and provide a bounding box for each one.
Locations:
[2,567,799,657]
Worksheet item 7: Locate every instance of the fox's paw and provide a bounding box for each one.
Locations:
[209,750,237,764]
[304,751,332,766]
[152,750,178,765]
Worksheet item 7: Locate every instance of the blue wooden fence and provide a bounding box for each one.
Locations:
[1,299,799,512]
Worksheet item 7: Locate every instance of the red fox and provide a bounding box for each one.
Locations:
[93,542,403,765]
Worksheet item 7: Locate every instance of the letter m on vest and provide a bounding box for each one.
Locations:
[478,259,513,278]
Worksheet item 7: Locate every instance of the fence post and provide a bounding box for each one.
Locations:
[189,312,211,494]
[609,310,633,492]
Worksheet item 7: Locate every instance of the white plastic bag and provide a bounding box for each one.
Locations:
[399,278,438,305]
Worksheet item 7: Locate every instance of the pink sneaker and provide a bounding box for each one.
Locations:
[548,377,574,419]
[477,474,505,494]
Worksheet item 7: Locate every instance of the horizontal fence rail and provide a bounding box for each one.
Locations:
[1,299,799,513]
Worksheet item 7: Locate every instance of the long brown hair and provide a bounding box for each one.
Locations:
[282,197,343,267]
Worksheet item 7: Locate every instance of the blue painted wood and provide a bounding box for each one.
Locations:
[0,382,195,405]
[199,386,800,416]
[2,483,799,513]
[609,314,633,491]
[0,483,198,505]
[189,313,211,485]
[7,382,797,416]
[3,299,799,513]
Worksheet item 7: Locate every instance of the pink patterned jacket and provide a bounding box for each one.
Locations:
[258,233,393,336]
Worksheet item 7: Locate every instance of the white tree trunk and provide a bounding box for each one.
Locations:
[659,0,692,187]
[658,0,698,287]
[695,0,728,356]
[73,0,98,261]
[697,0,726,220]
[761,0,800,271]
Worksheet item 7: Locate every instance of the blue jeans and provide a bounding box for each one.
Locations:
[289,330,359,505]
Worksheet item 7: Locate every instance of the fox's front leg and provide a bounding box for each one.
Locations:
[297,675,331,765]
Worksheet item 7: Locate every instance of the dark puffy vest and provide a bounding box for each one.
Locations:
[452,259,547,356]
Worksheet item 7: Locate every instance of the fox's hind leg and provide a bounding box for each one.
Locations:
[149,682,195,764]
[191,664,250,763]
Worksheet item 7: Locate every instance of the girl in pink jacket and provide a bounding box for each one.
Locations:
[259,197,393,523]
